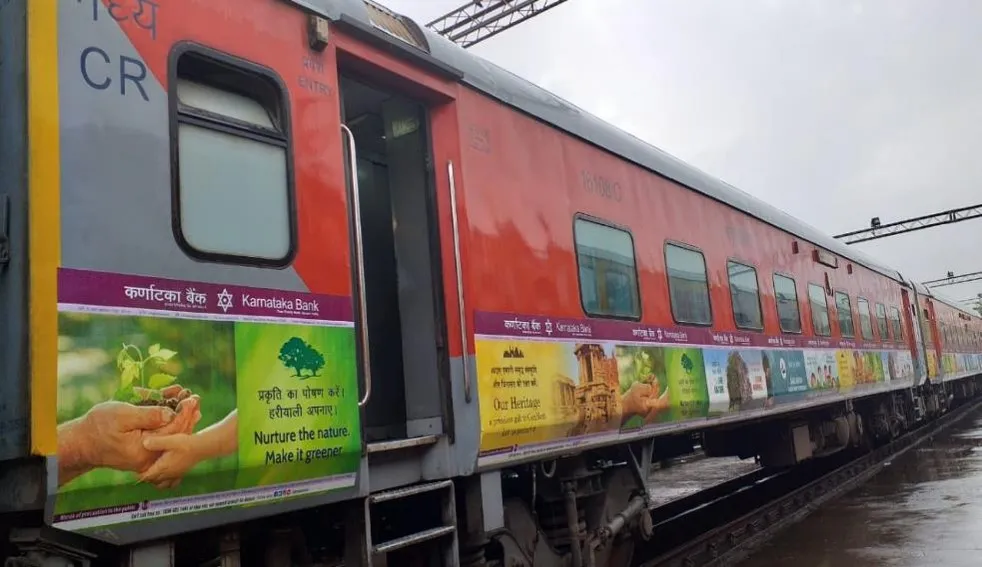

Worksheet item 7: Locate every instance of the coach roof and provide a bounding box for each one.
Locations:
[299,0,904,282]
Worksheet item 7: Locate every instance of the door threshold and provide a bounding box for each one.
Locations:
[367,434,441,454]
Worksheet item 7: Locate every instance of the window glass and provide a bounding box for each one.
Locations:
[178,79,277,128]
[178,126,291,259]
[173,60,292,264]
[727,261,762,330]
[574,218,640,318]
[889,307,903,340]
[666,244,712,325]
[808,283,831,336]
[857,298,874,340]
[875,303,889,340]
[773,274,802,333]
[834,292,854,338]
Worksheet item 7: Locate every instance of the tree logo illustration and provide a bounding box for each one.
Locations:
[278,337,326,379]
[680,353,694,375]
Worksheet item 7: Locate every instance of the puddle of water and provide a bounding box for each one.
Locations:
[739,410,982,567]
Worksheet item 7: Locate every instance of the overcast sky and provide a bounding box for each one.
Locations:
[384,0,982,306]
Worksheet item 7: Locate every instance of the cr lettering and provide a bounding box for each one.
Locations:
[80,46,150,102]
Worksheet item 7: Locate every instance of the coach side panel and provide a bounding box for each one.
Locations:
[455,86,916,467]
[932,300,982,379]
[28,0,364,543]
[0,0,29,461]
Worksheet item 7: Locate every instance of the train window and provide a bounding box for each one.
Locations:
[574,217,640,319]
[834,291,855,338]
[808,283,831,336]
[170,45,295,266]
[665,243,712,325]
[773,274,802,333]
[875,303,889,339]
[889,307,903,341]
[727,261,763,331]
[857,298,874,340]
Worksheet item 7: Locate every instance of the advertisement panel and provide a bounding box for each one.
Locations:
[474,311,913,466]
[54,269,361,531]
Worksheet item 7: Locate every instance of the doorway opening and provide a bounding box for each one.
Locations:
[340,75,447,444]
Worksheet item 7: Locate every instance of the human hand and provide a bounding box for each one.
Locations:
[138,410,239,490]
[136,385,203,436]
[622,380,659,415]
[60,402,172,476]
[58,388,201,478]
[139,434,200,490]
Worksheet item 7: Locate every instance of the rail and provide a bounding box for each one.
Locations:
[637,398,982,567]
[447,160,472,403]
[341,124,373,408]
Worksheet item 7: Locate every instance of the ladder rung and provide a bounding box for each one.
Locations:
[369,479,453,504]
[367,434,440,454]
[372,525,456,555]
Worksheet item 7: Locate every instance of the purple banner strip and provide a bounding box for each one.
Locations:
[473,310,907,351]
[58,268,353,323]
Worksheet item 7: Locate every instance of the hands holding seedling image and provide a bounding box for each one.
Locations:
[57,343,237,490]
[57,386,201,486]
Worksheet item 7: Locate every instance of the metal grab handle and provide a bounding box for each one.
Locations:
[341,124,373,408]
[447,160,472,403]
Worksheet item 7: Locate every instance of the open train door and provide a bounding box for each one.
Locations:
[329,7,475,564]
[337,68,456,448]
[902,287,927,384]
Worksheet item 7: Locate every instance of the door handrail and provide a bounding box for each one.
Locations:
[341,124,373,408]
[447,160,472,403]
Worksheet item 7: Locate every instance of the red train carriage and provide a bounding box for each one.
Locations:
[1,0,980,565]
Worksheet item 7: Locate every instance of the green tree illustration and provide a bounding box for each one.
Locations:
[681,353,694,375]
[278,337,326,379]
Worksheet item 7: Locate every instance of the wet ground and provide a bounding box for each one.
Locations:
[739,405,982,567]
[647,453,760,508]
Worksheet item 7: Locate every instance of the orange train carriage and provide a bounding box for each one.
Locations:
[1,0,981,565]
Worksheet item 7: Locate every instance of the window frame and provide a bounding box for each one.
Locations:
[726,258,764,331]
[857,297,874,340]
[833,290,855,339]
[889,306,904,341]
[875,302,889,340]
[664,240,714,327]
[807,282,832,337]
[572,213,643,321]
[772,272,802,334]
[168,41,298,268]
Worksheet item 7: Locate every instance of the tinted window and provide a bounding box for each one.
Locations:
[889,307,903,340]
[574,218,640,318]
[857,298,874,340]
[809,283,831,336]
[834,292,854,338]
[875,303,889,339]
[666,244,712,325]
[773,274,802,333]
[727,261,763,330]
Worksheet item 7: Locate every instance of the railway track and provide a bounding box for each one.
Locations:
[633,398,982,567]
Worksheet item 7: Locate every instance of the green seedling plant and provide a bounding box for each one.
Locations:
[112,343,181,410]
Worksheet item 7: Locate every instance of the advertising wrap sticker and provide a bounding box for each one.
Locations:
[54,269,361,531]
[474,311,915,465]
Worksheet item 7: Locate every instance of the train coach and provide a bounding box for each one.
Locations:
[1,1,981,566]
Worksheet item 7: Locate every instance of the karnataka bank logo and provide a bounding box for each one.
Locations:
[216,289,234,313]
